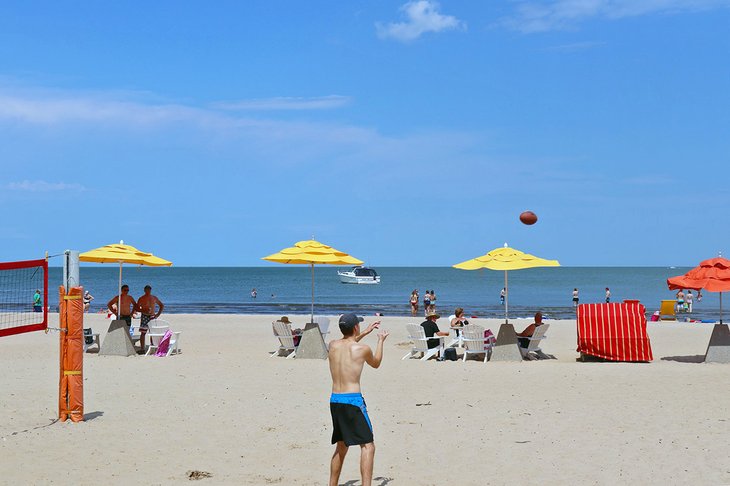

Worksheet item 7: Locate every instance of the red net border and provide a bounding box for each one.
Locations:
[0,258,48,337]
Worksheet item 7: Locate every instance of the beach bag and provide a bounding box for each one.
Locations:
[443,348,458,361]
[155,329,173,357]
[484,329,496,345]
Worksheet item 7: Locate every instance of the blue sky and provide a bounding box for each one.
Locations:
[1,1,728,266]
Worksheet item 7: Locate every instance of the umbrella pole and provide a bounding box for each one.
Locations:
[504,270,508,324]
[311,263,315,324]
[721,292,723,325]
[117,262,122,318]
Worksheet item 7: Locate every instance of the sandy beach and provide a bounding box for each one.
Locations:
[2,313,729,485]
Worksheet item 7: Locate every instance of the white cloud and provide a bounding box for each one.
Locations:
[213,95,351,111]
[0,86,489,185]
[6,180,86,192]
[505,0,730,33]
[0,92,218,126]
[376,0,466,42]
[0,89,351,129]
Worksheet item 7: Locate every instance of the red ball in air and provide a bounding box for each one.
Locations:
[519,211,538,225]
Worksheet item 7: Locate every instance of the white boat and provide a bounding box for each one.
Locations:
[338,266,381,284]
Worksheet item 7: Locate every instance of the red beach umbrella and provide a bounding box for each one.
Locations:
[667,257,730,323]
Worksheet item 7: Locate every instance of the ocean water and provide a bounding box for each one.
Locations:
[43,266,724,321]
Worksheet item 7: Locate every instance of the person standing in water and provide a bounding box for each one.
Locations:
[409,290,419,316]
[676,289,685,313]
[573,288,579,307]
[686,290,694,313]
[423,291,431,317]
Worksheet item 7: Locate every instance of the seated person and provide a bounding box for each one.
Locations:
[420,311,449,351]
[275,316,303,345]
[516,312,544,349]
[449,307,469,336]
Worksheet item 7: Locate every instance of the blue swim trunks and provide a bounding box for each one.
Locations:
[330,393,373,446]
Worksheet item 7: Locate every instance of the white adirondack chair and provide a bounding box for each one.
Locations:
[445,314,463,348]
[145,324,181,356]
[518,323,550,360]
[136,317,167,345]
[314,316,330,337]
[461,324,495,362]
[271,320,298,358]
[402,323,443,361]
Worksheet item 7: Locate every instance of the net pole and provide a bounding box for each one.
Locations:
[59,285,67,421]
[44,252,48,327]
[63,250,80,289]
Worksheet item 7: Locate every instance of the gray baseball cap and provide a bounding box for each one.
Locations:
[339,313,364,330]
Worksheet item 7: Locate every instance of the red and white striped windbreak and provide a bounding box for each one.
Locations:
[576,302,653,362]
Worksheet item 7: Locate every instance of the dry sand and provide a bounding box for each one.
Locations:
[1,313,729,485]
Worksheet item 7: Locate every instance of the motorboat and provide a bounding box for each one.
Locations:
[338,266,381,284]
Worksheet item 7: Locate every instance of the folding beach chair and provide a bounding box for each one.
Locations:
[659,300,677,321]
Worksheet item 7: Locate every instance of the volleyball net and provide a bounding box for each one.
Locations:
[0,258,48,337]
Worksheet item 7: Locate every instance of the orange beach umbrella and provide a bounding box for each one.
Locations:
[667,257,730,323]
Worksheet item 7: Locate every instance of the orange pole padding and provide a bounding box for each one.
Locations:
[59,286,85,422]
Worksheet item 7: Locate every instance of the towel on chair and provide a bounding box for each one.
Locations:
[155,330,173,357]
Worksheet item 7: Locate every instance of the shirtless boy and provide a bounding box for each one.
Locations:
[107,285,137,327]
[328,313,389,486]
[136,285,164,350]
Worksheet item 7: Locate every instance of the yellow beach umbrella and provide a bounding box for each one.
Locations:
[80,241,172,314]
[454,244,559,323]
[263,240,363,322]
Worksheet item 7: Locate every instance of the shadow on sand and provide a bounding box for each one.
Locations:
[661,355,705,363]
[84,411,105,421]
[342,477,394,486]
